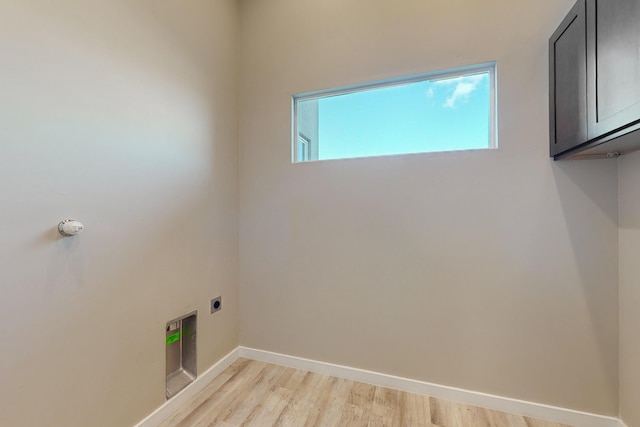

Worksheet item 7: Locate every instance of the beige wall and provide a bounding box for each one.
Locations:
[0,1,238,426]
[238,0,619,415]
[619,151,640,427]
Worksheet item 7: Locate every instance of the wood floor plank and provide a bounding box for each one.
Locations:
[524,417,573,427]
[276,366,309,396]
[315,378,355,426]
[213,363,287,426]
[272,366,297,388]
[401,391,432,426]
[337,403,366,426]
[272,371,330,427]
[242,384,297,427]
[303,375,339,427]
[367,386,399,427]
[158,372,233,427]
[244,367,309,427]
[485,408,529,427]
[159,359,252,427]
[338,381,376,427]
[390,390,405,426]
[176,360,269,427]
[430,397,493,427]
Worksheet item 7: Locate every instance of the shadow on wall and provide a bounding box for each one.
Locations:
[551,158,619,409]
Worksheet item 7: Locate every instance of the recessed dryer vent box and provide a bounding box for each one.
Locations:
[166,311,197,399]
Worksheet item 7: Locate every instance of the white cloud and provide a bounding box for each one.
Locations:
[426,87,434,99]
[437,74,486,108]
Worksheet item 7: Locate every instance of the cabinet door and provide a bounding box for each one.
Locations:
[587,0,640,140]
[550,0,588,157]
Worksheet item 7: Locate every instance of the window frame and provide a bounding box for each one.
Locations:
[297,133,311,162]
[292,61,497,163]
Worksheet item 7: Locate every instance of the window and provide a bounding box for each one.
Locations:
[292,62,496,162]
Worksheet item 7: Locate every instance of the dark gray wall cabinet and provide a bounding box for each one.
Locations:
[550,0,640,160]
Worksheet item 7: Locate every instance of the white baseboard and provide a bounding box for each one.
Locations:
[134,347,240,427]
[239,346,620,427]
[619,420,630,427]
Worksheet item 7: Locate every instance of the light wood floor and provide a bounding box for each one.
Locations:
[159,358,573,427]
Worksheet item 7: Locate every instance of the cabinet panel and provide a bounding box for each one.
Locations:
[550,1,587,156]
[587,0,640,139]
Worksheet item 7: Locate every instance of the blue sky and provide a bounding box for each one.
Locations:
[307,72,491,161]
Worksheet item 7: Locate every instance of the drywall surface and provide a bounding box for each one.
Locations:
[0,1,238,426]
[238,0,619,415]
[619,150,640,427]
